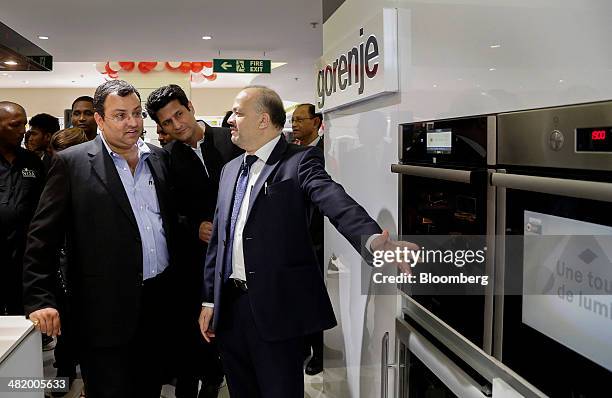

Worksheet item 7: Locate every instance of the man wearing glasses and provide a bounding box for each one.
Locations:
[23,80,182,397]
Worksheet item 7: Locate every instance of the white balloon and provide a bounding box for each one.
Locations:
[153,62,165,71]
[167,61,181,69]
[202,67,213,77]
[95,62,107,73]
[108,62,121,73]
[191,73,205,83]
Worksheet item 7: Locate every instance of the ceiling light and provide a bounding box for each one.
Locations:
[38,35,49,40]
[489,67,496,71]
[559,79,564,83]
[4,60,18,65]
[1,73,8,76]
[490,44,501,48]
[202,35,213,40]
[432,84,437,88]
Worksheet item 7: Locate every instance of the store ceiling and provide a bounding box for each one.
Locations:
[0,0,323,101]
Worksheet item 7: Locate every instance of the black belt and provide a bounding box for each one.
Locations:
[228,278,248,292]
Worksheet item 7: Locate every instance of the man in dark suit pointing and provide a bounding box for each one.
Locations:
[199,86,416,397]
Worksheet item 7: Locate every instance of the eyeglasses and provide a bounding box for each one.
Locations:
[291,117,314,124]
[107,111,147,123]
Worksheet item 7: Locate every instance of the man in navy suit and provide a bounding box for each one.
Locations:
[199,86,415,397]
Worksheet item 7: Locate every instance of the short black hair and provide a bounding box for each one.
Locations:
[145,84,190,124]
[244,85,286,129]
[93,80,141,118]
[221,110,232,128]
[295,103,321,121]
[71,95,94,110]
[29,113,60,135]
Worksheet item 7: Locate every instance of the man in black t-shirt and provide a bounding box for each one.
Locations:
[0,101,45,315]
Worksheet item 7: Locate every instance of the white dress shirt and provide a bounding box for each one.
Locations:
[230,135,282,281]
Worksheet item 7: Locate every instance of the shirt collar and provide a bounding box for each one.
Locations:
[100,132,150,159]
[248,134,282,164]
[308,135,321,147]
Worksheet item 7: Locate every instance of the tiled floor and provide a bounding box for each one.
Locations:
[43,339,333,398]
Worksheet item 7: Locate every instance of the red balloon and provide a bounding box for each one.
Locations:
[119,62,135,71]
[179,62,192,73]
[205,73,217,81]
[104,62,117,74]
[202,61,213,68]
[138,62,156,73]
[191,62,203,73]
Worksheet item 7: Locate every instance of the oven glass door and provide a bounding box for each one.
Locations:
[501,175,612,397]
[400,171,488,348]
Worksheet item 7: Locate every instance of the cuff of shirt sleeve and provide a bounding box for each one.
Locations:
[202,302,214,308]
[366,234,382,254]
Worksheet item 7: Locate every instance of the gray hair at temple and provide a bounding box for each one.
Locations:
[244,85,286,129]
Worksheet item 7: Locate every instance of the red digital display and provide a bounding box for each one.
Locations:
[592,130,606,140]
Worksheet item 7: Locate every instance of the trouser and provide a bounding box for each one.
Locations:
[216,283,304,398]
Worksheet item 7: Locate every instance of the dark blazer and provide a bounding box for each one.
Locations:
[308,137,324,268]
[165,123,242,243]
[165,123,242,311]
[202,136,381,342]
[23,136,180,348]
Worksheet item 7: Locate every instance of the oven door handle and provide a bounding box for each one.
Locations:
[391,164,473,183]
[491,172,612,203]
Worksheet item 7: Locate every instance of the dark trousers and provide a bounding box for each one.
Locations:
[216,284,304,398]
[304,330,323,359]
[79,272,175,398]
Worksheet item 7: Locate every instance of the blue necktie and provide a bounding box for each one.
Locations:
[223,155,258,282]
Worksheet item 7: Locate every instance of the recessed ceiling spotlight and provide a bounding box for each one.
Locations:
[4,60,18,65]
[202,35,213,40]
[38,35,49,40]
[432,84,437,88]
[559,79,564,83]
[490,44,501,48]
[489,67,496,71]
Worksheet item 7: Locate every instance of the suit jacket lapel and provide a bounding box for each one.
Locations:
[246,137,287,221]
[89,137,139,232]
[220,157,243,239]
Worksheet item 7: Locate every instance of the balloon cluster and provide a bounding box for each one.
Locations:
[96,61,218,81]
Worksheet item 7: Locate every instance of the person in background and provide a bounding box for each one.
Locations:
[291,103,324,375]
[70,96,98,140]
[24,80,182,398]
[47,126,89,396]
[49,127,88,154]
[156,124,173,146]
[291,103,322,147]
[24,130,33,150]
[28,113,60,172]
[0,102,45,316]
[221,110,233,128]
[146,84,241,398]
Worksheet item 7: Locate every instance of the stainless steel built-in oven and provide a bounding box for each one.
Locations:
[493,101,612,397]
[392,115,496,352]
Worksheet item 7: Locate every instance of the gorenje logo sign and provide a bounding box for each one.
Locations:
[316,8,398,112]
[317,32,380,108]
